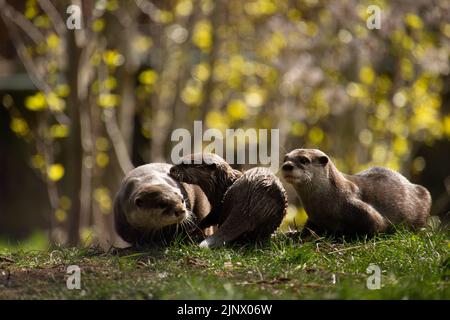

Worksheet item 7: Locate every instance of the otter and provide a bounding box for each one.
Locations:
[114,163,210,246]
[171,153,241,229]
[281,148,432,237]
[170,153,288,248]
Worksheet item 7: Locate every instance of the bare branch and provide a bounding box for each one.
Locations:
[134,0,159,22]
[3,18,71,125]
[0,0,45,45]
[76,0,107,47]
[97,63,134,174]
[37,0,67,37]
[103,108,134,174]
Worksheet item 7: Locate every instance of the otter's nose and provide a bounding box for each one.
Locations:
[282,162,294,171]
[174,207,185,217]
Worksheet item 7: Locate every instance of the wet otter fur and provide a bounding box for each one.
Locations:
[281,148,432,237]
[170,153,288,248]
[170,153,241,229]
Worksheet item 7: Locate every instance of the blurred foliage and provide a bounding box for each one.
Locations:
[1,0,449,243]
[279,205,308,232]
[0,231,49,253]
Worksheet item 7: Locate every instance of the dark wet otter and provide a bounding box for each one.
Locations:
[170,153,288,248]
[170,153,241,229]
[114,163,210,246]
[281,148,432,237]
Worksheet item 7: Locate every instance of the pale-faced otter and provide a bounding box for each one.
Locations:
[170,153,288,248]
[281,148,432,237]
[114,163,210,246]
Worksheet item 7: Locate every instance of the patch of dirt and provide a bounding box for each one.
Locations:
[0,263,112,299]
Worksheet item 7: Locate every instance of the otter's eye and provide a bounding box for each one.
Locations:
[135,198,144,208]
[299,157,310,165]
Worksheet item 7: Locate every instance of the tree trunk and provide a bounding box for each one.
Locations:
[65,29,83,246]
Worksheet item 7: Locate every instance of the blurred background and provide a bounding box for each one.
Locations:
[0,0,449,249]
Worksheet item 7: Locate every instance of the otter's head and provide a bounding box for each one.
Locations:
[281,149,330,187]
[124,182,188,231]
[170,153,232,186]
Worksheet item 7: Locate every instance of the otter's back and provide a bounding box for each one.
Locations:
[352,167,431,226]
[220,167,287,237]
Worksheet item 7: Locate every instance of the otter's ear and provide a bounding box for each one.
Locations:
[318,156,329,166]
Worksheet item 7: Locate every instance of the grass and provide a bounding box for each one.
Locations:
[0,228,448,300]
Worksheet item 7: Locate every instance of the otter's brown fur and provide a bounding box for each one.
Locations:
[170,153,242,229]
[281,149,432,237]
[170,153,288,248]
[114,163,210,246]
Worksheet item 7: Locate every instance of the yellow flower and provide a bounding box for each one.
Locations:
[206,111,228,131]
[25,92,46,111]
[308,127,324,145]
[31,154,45,169]
[138,70,158,85]
[55,209,67,222]
[291,122,307,137]
[55,84,70,97]
[92,19,105,32]
[193,63,210,82]
[102,50,124,67]
[46,33,60,50]
[47,164,65,181]
[227,100,248,120]
[176,0,193,17]
[181,81,202,106]
[192,20,212,52]
[46,92,65,111]
[405,13,423,29]
[10,118,29,136]
[359,66,375,85]
[94,188,112,213]
[96,152,109,168]
[50,124,69,138]
[98,93,120,108]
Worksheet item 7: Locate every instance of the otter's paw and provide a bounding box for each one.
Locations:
[199,237,224,249]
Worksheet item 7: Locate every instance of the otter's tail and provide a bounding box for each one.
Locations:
[199,208,250,249]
